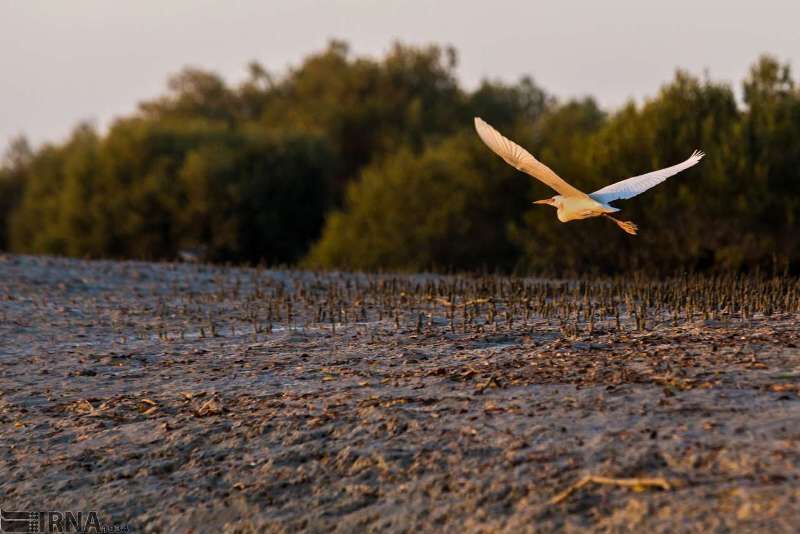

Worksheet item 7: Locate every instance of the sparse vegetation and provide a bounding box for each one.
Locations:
[75,266,800,340]
[2,255,799,531]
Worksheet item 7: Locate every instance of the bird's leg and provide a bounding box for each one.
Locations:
[603,214,638,235]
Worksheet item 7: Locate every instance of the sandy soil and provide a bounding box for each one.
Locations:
[1,255,799,532]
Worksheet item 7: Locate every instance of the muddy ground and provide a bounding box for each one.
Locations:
[1,255,798,532]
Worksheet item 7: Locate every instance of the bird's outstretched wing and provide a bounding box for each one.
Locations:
[590,150,705,204]
[474,117,589,198]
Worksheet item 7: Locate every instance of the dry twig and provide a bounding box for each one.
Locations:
[548,475,672,505]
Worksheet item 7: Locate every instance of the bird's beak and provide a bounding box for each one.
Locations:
[533,199,552,205]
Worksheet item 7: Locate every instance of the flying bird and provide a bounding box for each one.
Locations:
[474,117,705,234]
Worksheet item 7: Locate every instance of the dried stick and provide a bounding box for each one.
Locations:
[549,475,672,505]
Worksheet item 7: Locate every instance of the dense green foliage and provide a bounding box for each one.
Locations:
[1,42,799,273]
[306,132,531,271]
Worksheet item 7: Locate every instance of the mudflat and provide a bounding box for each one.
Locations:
[1,255,798,532]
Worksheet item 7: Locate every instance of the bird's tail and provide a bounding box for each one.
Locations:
[605,215,638,235]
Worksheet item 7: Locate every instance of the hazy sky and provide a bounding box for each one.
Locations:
[2,0,799,149]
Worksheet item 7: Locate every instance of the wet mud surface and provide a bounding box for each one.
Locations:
[1,255,799,532]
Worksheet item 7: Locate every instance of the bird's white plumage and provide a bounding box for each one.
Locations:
[471,116,705,235]
[589,150,705,204]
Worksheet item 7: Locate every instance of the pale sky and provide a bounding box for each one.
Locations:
[1,0,799,149]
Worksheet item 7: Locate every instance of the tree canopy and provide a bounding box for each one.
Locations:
[1,44,799,273]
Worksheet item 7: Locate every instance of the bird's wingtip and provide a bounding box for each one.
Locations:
[691,149,706,160]
[474,116,491,134]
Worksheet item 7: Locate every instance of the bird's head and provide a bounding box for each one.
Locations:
[533,196,561,208]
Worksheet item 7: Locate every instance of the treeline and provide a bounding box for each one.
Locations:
[1,41,799,273]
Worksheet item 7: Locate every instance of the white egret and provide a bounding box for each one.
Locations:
[474,117,705,235]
